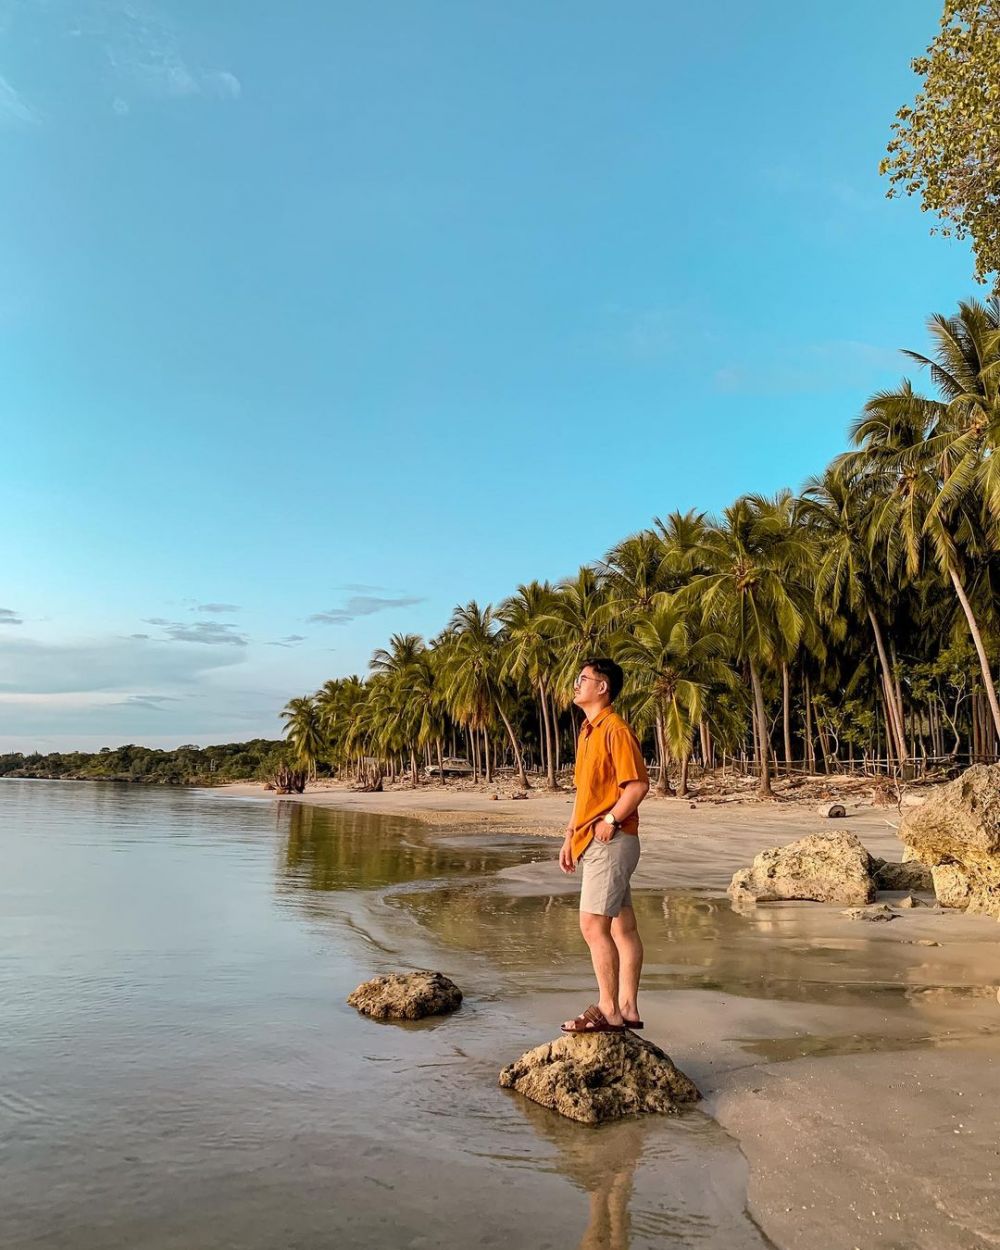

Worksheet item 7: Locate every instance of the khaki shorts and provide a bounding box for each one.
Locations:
[578,833,641,917]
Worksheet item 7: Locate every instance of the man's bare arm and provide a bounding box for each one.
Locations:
[612,778,649,823]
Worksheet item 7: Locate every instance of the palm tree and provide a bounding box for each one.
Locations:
[370,633,427,785]
[800,465,909,768]
[441,601,529,789]
[618,599,733,796]
[600,530,671,615]
[499,582,560,788]
[546,565,618,746]
[280,696,324,779]
[845,306,1000,743]
[678,496,809,797]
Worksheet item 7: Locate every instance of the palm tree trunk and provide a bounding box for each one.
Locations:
[539,681,557,789]
[749,660,772,797]
[482,727,492,784]
[804,672,814,772]
[781,661,792,775]
[436,738,445,786]
[879,685,896,773]
[866,607,908,765]
[890,639,907,759]
[409,748,418,788]
[813,696,830,773]
[495,699,529,789]
[654,708,671,796]
[948,564,1000,743]
[677,753,690,798]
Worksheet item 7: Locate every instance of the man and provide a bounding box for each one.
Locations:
[559,657,649,1033]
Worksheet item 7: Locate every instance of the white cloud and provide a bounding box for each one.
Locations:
[143,618,249,647]
[0,73,37,125]
[1,1,241,119]
[206,70,241,100]
[308,595,424,625]
[0,634,245,695]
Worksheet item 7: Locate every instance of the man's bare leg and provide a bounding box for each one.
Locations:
[564,912,625,1027]
[611,905,643,1023]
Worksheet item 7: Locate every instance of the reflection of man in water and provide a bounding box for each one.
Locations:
[559,658,649,1033]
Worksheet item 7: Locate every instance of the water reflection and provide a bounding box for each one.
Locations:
[509,1098,769,1249]
[280,803,540,893]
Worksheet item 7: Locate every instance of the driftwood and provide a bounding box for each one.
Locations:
[270,765,306,794]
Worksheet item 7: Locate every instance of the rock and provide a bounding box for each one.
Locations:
[872,859,934,892]
[899,765,1000,917]
[728,831,876,906]
[915,939,941,947]
[931,863,973,910]
[499,1030,700,1125]
[347,971,462,1021]
[817,802,846,818]
[896,894,926,909]
[842,902,897,922]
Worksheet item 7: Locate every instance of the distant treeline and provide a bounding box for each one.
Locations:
[0,739,288,786]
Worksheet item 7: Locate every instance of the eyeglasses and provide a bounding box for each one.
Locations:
[573,672,604,688]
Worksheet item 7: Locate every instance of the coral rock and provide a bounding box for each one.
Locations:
[347,971,462,1020]
[729,831,875,906]
[499,1030,700,1125]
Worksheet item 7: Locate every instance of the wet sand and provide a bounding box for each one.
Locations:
[220,782,1000,1250]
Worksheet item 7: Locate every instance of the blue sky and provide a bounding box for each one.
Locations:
[0,0,977,750]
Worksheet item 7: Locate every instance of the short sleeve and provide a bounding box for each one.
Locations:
[609,726,648,787]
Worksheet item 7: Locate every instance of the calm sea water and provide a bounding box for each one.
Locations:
[0,780,771,1250]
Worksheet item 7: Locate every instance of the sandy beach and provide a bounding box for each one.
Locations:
[216,780,1000,1250]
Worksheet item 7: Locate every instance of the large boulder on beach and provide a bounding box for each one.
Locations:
[728,831,876,906]
[871,858,934,892]
[898,765,1000,918]
[930,863,973,910]
[499,1031,700,1125]
[347,971,462,1020]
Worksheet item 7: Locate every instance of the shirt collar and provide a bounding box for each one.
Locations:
[583,705,614,734]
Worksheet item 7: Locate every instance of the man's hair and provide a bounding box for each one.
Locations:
[581,657,624,702]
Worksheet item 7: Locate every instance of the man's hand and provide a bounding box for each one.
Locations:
[559,836,575,874]
[593,818,615,843]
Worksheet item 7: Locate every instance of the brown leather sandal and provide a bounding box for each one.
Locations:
[623,1018,644,1030]
[561,1004,626,1033]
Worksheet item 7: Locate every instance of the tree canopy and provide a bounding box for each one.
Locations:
[882,0,1000,286]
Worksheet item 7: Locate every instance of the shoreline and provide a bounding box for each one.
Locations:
[216,777,1000,1249]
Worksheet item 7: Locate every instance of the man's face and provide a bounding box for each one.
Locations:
[572,666,608,706]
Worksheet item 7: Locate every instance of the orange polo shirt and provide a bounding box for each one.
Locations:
[570,705,649,862]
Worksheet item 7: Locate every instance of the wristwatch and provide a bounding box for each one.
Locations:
[603,812,620,831]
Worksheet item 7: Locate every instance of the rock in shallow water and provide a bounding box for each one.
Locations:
[347,971,462,1020]
[729,831,876,907]
[842,902,896,922]
[498,1030,700,1125]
